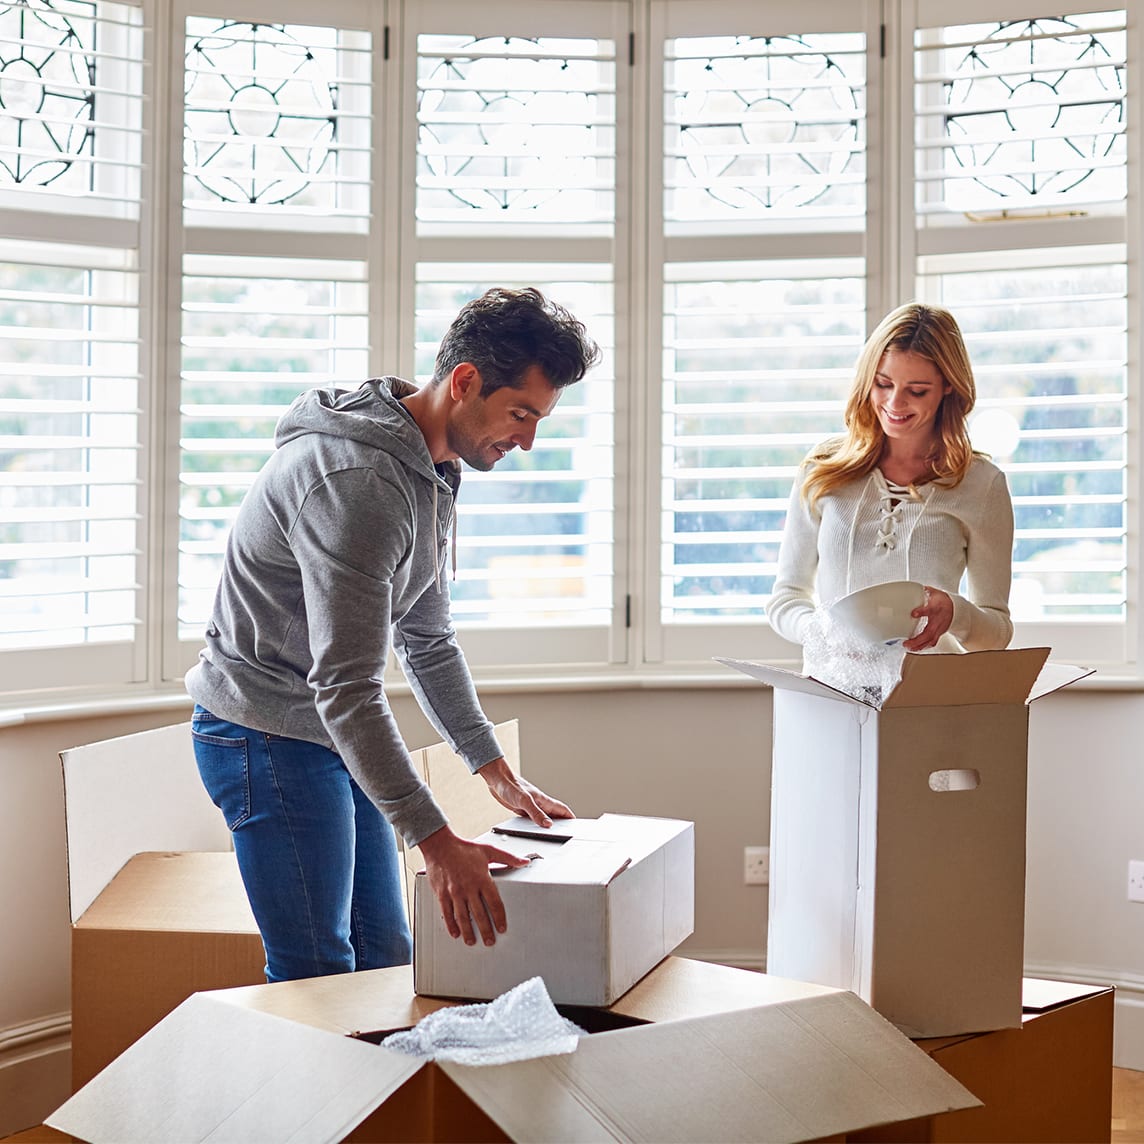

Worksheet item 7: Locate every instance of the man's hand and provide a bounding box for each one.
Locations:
[904,586,954,652]
[418,825,530,946]
[478,756,574,828]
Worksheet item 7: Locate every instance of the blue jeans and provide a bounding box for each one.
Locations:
[190,706,412,983]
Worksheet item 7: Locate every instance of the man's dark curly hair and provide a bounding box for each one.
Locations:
[432,287,601,395]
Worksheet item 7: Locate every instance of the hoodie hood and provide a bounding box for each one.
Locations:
[275,377,460,493]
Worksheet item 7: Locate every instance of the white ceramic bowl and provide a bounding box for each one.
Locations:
[827,580,926,645]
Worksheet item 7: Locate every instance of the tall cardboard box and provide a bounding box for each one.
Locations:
[719,648,1091,1038]
[47,957,980,1143]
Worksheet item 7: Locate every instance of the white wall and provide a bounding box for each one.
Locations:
[1024,689,1144,1069]
[0,681,1139,1135]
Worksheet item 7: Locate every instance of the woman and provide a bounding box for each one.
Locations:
[766,302,1014,655]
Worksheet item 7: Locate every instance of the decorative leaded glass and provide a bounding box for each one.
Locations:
[665,33,867,225]
[915,11,1127,214]
[416,34,616,227]
[0,0,94,187]
[183,18,371,214]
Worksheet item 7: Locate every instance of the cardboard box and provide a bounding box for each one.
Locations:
[851,978,1115,1143]
[46,956,980,1143]
[61,719,524,1091]
[60,722,266,1089]
[719,648,1092,1038]
[413,814,694,1006]
[70,851,266,1091]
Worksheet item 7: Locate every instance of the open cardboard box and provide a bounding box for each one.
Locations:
[719,647,1093,1039]
[47,956,980,1144]
[414,814,694,1006]
[60,722,266,1089]
[61,719,525,1089]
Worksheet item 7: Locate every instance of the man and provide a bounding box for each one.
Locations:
[186,287,601,982]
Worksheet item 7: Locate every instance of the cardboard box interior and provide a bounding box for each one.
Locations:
[48,956,980,1144]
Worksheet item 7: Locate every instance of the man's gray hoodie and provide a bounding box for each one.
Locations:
[185,377,502,847]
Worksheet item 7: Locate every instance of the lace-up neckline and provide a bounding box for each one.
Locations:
[873,470,918,552]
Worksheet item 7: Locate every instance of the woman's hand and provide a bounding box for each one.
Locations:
[903,587,954,652]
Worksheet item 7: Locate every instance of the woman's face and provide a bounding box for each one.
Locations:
[868,349,951,448]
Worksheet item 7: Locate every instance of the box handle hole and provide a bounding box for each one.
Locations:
[928,769,980,792]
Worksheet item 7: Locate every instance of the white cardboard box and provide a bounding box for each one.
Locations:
[414,814,695,1006]
[719,647,1092,1039]
[47,957,980,1144]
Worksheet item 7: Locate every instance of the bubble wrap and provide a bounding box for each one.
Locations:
[801,606,907,708]
[380,976,587,1066]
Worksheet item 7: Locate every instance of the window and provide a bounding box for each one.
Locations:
[0,0,145,693]
[910,4,1130,664]
[407,3,624,667]
[650,0,878,664]
[0,0,1139,704]
[169,7,376,675]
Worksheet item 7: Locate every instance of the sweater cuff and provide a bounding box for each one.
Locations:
[460,725,504,775]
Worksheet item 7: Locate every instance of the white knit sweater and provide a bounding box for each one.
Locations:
[766,456,1015,651]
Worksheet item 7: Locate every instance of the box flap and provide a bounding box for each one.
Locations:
[46,993,421,1144]
[403,719,522,895]
[202,964,455,1039]
[882,647,1050,708]
[608,955,839,1023]
[1028,660,1095,703]
[442,992,980,1144]
[74,851,258,934]
[1022,977,1113,1013]
[51,960,977,1144]
[482,836,634,886]
[492,813,692,870]
[715,657,867,705]
[718,648,1085,711]
[61,722,234,923]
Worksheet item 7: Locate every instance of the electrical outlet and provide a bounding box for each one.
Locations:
[1128,860,1144,903]
[744,846,769,886]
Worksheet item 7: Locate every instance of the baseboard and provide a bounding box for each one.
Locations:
[675,946,766,972]
[0,1015,71,1139]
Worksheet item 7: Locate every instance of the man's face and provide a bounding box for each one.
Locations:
[446,363,562,472]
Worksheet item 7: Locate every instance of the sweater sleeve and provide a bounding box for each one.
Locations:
[766,471,821,646]
[392,575,503,778]
[292,471,450,848]
[947,466,1015,651]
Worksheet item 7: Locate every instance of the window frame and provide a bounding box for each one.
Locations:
[0,0,1140,711]
[895,0,1141,670]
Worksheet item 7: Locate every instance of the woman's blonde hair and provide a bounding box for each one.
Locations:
[802,302,978,509]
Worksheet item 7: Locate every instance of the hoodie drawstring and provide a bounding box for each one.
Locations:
[431,481,458,592]
[432,483,441,592]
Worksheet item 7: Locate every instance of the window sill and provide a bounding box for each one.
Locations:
[1,657,1140,729]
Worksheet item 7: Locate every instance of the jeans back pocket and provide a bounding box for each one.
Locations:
[191,724,252,831]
